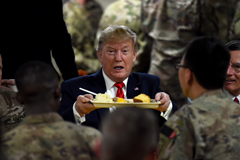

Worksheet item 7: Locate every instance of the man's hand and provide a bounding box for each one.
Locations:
[75,94,96,116]
[1,79,15,86]
[155,92,171,112]
[1,79,16,90]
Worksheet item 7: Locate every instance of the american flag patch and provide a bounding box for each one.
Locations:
[134,87,139,90]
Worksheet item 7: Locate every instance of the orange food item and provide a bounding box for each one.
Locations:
[116,98,127,103]
[133,93,151,102]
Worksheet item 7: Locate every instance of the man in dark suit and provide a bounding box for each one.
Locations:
[59,25,178,130]
[0,0,78,80]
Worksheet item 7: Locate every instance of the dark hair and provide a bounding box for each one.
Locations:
[225,40,240,51]
[15,61,59,103]
[183,36,230,90]
[101,107,158,160]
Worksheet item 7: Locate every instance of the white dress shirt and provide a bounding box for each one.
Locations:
[73,70,173,125]
[223,88,240,102]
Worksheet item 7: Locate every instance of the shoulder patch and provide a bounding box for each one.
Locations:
[160,124,176,139]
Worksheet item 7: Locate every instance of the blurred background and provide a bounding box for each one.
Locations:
[96,0,116,9]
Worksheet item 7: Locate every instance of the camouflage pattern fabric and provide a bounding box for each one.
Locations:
[63,0,103,74]
[0,86,26,135]
[158,89,240,160]
[2,112,102,160]
[96,0,151,73]
[230,1,240,40]
[141,0,239,108]
[141,0,159,35]
[62,0,69,5]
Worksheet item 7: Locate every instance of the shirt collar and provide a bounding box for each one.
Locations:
[222,88,240,100]
[102,69,128,90]
[21,112,63,125]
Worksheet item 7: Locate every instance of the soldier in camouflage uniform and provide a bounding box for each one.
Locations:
[0,54,26,135]
[141,0,240,108]
[230,1,240,40]
[158,37,240,160]
[63,0,103,74]
[2,61,101,160]
[96,0,151,73]
[0,87,26,135]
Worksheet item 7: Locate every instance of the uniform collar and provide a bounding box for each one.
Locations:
[21,112,63,124]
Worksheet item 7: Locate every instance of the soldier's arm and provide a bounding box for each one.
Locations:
[63,2,99,74]
[157,107,196,160]
[230,1,240,40]
[79,126,102,151]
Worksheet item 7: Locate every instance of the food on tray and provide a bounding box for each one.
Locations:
[112,97,118,102]
[133,93,151,103]
[116,98,127,103]
[94,92,113,102]
[112,97,128,103]
[94,93,152,103]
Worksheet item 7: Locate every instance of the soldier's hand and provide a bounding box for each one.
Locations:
[1,79,15,86]
[1,79,16,91]
[75,94,96,116]
[155,92,171,112]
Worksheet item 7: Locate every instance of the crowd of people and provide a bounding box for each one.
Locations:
[1,0,240,160]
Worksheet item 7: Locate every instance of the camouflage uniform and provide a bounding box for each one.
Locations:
[63,0,103,74]
[230,1,240,40]
[2,112,102,160]
[158,89,240,160]
[0,86,26,135]
[96,0,151,73]
[142,0,239,107]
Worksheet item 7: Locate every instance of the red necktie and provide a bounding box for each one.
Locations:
[234,97,239,104]
[114,82,125,98]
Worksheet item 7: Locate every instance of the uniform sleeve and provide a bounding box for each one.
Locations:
[63,2,100,74]
[230,1,240,40]
[0,88,26,135]
[50,0,79,80]
[80,126,102,151]
[158,107,196,160]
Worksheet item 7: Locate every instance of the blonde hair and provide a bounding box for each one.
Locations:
[97,25,138,52]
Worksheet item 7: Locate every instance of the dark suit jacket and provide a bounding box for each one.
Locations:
[59,69,178,130]
[0,0,78,80]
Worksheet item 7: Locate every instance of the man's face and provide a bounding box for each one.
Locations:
[0,55,2,86]
[224,50,240,96]
[98,39,137,82]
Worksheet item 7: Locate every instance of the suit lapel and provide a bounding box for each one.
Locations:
[127,73,142,98]
[89,68,108,122]
[90,69,106,96]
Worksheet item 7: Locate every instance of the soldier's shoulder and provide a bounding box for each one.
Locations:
[62,121,102,137]
[61,122,102,150]
[0,87,26,134]
[0,86,16,96]
[77,125,102,138]
[2,123,24,145]
[162,103,197,132]
[0,87,25,119]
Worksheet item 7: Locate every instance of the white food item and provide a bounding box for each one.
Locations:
[94,92,113,102]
